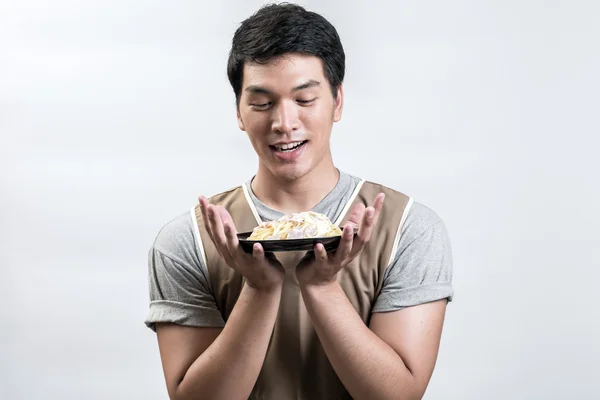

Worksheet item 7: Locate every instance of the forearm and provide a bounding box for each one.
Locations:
[301,282,419,400]
[176,284,281,400]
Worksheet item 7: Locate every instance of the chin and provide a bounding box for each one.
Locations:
[270,163,313,182]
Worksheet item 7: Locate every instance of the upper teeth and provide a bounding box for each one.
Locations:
[276,141,303,150]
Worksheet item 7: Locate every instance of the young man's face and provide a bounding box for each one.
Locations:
[237,53,343,181]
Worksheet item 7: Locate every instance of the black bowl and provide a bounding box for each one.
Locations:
[237,226,357,253]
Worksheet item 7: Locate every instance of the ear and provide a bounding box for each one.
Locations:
[333,84,344,122]
[237,106,246,131]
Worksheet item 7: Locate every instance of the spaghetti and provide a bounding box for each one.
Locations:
[248,211,342,240]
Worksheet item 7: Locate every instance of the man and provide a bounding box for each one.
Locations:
[145,3,453,399]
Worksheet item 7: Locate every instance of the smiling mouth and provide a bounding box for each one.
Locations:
[270,140,308,152]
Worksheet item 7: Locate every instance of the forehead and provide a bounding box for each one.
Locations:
[242,54,326,92]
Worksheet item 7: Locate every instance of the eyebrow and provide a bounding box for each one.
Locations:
[292,80,321,92]
[244,80,321,95]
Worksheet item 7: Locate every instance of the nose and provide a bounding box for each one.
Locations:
[272,100,299,134]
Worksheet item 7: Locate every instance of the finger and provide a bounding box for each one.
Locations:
[216,205,236,231]
[354,193,385,249]
[348,206,376,259]
[215,205,240,251]
[374,192,385,210]
[335,223,354,266]
[198,196,215,243]
[371,192,385,228]
[216,205,242,249]
[349,193,385,260]
[355,206,373,241]
[346,203,366,226]
[252,243,266,262]
[215,206,242,260]
[315,242,328,264]
[209,206,226,242]
[207,205,232,258]
[222,218,240,259]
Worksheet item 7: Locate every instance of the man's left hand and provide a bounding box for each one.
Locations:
[295,193,385,287]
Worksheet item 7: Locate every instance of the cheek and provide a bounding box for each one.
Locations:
[304,108,333,138]
[243,118,269,141]
[247,132,267,153]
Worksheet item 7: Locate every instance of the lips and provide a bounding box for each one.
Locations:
[269,140,308,161]
[270,140,308,152]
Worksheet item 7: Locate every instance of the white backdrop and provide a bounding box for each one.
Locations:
[1,1,599,399]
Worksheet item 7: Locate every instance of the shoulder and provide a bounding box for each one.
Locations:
[151,182,245,264]
[361,179,409,199]
[209,184,246,207]
[403,201,447,241]
[373,199,454,311]
[360,178,445,235]
[391,199,452,276]
[152,209,199,266]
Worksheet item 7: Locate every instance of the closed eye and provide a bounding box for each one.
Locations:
[251,102,272,110]
[297,98,317,105]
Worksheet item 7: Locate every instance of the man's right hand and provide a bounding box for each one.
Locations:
[199,196,285,292]
[158,199,285,400]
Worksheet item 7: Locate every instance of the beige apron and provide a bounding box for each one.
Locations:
[193,180,411,399]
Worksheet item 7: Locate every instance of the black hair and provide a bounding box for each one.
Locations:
[227,3,345,105]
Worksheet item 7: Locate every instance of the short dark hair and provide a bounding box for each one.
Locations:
[227,3,345,105]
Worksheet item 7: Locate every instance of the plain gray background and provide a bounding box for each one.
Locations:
[1,0,599,399]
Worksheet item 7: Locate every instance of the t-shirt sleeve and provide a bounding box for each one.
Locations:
[372,203,454,312]
[144,212,225,331]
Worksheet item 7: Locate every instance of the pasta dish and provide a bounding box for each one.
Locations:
[248,211,342,240]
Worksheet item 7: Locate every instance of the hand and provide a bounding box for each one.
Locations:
[295,193,385,288]
[199,196,285,292]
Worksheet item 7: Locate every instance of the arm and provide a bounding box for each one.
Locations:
[301,282,446,400]
[296,195,451,399]
[157,283,282,400]
[153,198,286,400]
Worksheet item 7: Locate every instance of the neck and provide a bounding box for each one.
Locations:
[251,157,340,215]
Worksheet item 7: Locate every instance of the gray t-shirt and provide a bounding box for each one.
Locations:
[145,171,454,331]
